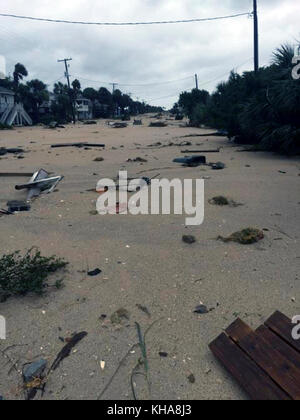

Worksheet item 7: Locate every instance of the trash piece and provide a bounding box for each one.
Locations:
[209,196,243,207]
[187,373,196,384]
[7,200,31,212]
[84,120,97,125]
[181,149,220,154]
[209,196,229,206]
[50,332,88,372]
[127,157,148,163]
[149,121,167,127]
[133,120,143,126]
[111,308,130,325]
[136,304,151,318]
[51,142,105,148]
[194,305,209,314]
[94,157,104,162]
[0,172,34,177]
[0,147,24,155]
[15,169,63,200]
[112,123,128,129]
[100,361,106,370]
[174,156,206,167]
[182,235,197,244]
[218,228,264,245]
[88,268,102,277]
[159,352,168,358]
[23,359,47,383]
[210,162,226,170]
[0,208,13,215]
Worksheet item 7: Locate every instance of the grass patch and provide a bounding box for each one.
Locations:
[0,248,68,300]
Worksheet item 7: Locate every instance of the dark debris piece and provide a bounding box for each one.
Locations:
[182,235,197,244]
[88,268,102,277]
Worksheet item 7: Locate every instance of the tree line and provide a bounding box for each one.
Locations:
[173,44,300,155]
[0,64,163,124]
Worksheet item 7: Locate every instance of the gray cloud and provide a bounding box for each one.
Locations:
[0,0,299,108]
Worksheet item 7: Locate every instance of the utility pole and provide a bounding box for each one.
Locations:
[195,74,199,90]
[58,58,76,123]
[110,83,118,94]
[253,0,259,72]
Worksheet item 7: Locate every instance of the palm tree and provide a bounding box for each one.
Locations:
[13,63,28,91]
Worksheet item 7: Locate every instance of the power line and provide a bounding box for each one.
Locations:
[78,75,194,87]
[0,12,251,26]
[148,58,253,102]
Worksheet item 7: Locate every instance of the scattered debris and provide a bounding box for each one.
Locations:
[50,332,88,372]
[181,149,220,154]
[88,268,102,277]
[182,235,197,244]
[112,123,128,129]
[7,200,31,212]
[209,196,243,207]
[0,172,34,177]
[111,308,130,325]
[0,147,24,156]
[210,162,226,170]
[51,142,105,148]
[0,248,68,300]
[149,122,167,128]
[84,120,97,125]
[194,305,209,314]
[23,359,47,383]
[15,168,63,200]
[136,304,151,318]
[209,196,229,206]
[218,228,264,245]
[127,157,148,163]
[187,373,196,384]
[174,156,206,167]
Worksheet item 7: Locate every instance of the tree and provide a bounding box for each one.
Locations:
[13,63,28,92]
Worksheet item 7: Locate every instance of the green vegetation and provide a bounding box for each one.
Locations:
[0,248,68,300]
[173,44,300,154]
[0,64,163,125]
[0,123,13,130]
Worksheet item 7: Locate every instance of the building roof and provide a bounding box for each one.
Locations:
[0,87,15,96]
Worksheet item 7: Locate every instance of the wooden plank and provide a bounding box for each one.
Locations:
[226,319,300,400]
[265,311,300,353]
[256,325,300,371]
[209,333,290,400]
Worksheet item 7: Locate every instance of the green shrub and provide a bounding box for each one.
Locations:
[0,248,68,299]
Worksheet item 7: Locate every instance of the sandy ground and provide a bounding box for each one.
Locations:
[0,116,299,400]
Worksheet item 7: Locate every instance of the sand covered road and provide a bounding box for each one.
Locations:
[0,116,299,400]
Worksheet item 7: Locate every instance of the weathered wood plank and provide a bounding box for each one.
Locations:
[256,325,300,371]
[265,311,300,353]
[226,319,300,400]
[209,333,290,400]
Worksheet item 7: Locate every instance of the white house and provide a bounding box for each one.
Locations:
[75,96,93,120]
[0,87,32,126]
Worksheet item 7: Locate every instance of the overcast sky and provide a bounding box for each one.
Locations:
[0,0,299,108]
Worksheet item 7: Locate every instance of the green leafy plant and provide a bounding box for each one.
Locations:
[0,248,68,299]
